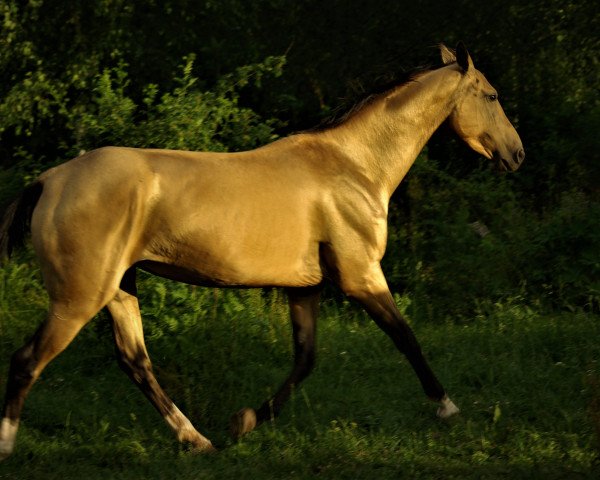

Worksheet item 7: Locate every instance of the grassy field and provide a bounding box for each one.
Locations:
[0,264,599,479]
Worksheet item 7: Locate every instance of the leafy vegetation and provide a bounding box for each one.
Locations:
[0,0,599,477]
[0,264,599,478]
[1,0,598,317]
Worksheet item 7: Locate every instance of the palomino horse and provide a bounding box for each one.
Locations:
[0,43,524,457]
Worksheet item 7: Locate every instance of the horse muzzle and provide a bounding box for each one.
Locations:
[496,147,525,172]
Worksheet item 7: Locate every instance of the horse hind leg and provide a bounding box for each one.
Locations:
[0,300,101,460]
[106,270,215,452]
[230,286,320,439]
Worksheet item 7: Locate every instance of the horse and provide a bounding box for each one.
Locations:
[0,43,524,458]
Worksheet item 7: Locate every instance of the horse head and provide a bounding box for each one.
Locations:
[442,43,525,171]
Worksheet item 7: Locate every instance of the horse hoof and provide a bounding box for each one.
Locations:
[437,395,460,419]
[193,439,218,454]
[230,408,257,439]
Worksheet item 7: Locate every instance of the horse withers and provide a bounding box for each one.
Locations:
[0,43,523,458]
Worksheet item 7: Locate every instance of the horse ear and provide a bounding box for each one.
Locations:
[440,44,456,65]
[455,42,473,72]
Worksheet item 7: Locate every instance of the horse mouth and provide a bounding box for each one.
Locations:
[494,147,525,172]
[495,154,519,172]
[500,157,512,171]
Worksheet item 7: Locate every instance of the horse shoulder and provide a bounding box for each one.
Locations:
[278,137,389,278]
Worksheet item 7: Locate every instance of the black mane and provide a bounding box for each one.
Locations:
[306,65,432,133]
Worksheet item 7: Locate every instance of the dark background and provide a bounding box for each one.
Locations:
[1,0,598,319]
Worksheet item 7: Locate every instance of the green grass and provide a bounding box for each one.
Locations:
[0,263,599,479]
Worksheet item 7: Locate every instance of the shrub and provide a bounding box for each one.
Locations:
[69,55,285,154]
[384,155,600,322]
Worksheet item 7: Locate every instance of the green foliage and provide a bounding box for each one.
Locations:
[1,0,598,317]
[0,258,47,347]
[0,2,598,477]
[0,276,599,478]
[386,155,600,321]
[525,192,600,309]
[69,55,285,154]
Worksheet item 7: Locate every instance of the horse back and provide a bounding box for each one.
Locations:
[33,144,332,288]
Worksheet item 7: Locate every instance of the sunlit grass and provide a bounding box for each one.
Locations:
[0,262,599,478]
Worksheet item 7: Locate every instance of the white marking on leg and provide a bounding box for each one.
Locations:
[437,395,460,419]
[0,418,19,460]
[164,404,214,451]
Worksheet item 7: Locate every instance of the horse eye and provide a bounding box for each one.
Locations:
[487,94,498,101]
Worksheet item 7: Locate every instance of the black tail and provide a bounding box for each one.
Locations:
[0,182,43,260]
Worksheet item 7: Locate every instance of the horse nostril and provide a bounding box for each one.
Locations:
[515,148,525,164]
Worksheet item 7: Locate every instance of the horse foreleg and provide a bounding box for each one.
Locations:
[0,303,94,460]
[342,265,459,419]
[230,286,320,439]
[106,273,215,453]
[338,257,459,418]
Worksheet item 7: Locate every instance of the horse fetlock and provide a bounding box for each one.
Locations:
[164,404,212,451]
[185,432,217,454]
[230,407,257,439]
[172,422,215,453]
[0,418,19,461]
[436,395,460,419]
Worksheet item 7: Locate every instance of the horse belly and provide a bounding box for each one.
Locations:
[139,155,326,287]
[142,220,323,288]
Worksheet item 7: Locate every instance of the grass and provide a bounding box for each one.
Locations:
[0,263,599,479]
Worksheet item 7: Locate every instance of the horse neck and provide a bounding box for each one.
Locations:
[321,65,464,200]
